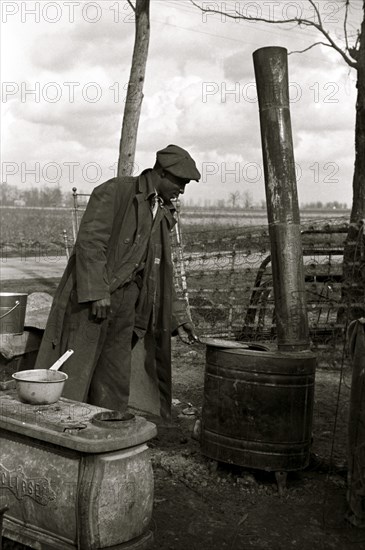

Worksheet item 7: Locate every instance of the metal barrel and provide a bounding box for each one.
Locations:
[252,47,309,351]
[201,345,316,471]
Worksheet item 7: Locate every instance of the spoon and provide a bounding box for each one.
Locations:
[49,349,74,371]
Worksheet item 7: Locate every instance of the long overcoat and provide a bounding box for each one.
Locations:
[35,174,188,418]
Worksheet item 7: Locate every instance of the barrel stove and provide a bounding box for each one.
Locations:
[201,47,316,488]
[0,389,156,549]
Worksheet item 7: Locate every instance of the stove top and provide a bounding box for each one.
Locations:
[0,390,157,453]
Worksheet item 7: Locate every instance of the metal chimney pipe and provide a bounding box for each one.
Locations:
[253,46,309,351]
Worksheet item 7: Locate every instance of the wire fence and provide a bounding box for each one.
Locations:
[170,212,363,473]
[172,213,351,350]
[68,188,362,355]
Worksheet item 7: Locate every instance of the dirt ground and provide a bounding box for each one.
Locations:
[143,340,364,550]
[2,316,364,549]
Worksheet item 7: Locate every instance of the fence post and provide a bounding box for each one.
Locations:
[174,200,192,320]
[71,187,79,242]
[227,241,237,337]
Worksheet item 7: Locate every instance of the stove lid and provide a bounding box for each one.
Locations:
[0,391,157,453]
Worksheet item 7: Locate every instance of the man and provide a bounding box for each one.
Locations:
[35,145,199,419]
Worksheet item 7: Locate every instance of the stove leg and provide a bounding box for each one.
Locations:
[275,471,287,495]
[0,505,9,550]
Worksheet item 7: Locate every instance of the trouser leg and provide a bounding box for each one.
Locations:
[60,289,106,402]
[88,281,140,411]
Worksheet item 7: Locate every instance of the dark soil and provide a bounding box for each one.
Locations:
[145,340,363,550]
[2,296,364,550]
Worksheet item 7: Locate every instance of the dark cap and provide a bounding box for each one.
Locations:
[156,144,201,181]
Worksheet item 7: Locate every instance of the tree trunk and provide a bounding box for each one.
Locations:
[342,3,365,322]
[117,0,150,177]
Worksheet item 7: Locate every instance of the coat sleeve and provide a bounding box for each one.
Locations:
[75,179,117,303]
[171,285,191,334]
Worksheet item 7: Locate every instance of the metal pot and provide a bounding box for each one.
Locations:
[12,369,68,405]
[12,349,73,405]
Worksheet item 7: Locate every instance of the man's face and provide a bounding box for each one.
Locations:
[157,171,190,203]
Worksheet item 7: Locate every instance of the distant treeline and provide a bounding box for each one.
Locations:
[0,182,348,210]
[0,182,76,207]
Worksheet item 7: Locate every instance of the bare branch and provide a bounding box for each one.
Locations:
[354,33,361,51]
[190,0,357,69]
[289,42,334,55]
[190,1,313,26]
[308,0,322,26]
[127,0,136,12]
[344,0,350,51]
[306,15,357,68]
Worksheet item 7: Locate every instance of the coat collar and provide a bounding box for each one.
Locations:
[138,169,156,200]
[136,170,177,230]
[138,170,176,209]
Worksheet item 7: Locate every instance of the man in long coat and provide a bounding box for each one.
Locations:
[35,145,199,419]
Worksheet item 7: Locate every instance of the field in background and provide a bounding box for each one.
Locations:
[1,206,350,359]
[0,206,349,256]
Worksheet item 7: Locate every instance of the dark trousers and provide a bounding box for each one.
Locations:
[87,281,140,411]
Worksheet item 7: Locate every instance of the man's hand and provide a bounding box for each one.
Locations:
[91,297,111,321]
[177,322,198,345]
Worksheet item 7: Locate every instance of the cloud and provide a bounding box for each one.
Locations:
[31,36,79,71]
[223,50,255,82]
[174,78,260,156]
[2,0,359,207]
[30,14,135,73]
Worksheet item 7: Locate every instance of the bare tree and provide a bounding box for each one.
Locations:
[229,190,240,208]
[117,0,150,177]
[242,190,253,209]
[192,0,364,320]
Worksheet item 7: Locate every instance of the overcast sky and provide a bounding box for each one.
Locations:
[1,0,362,207]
